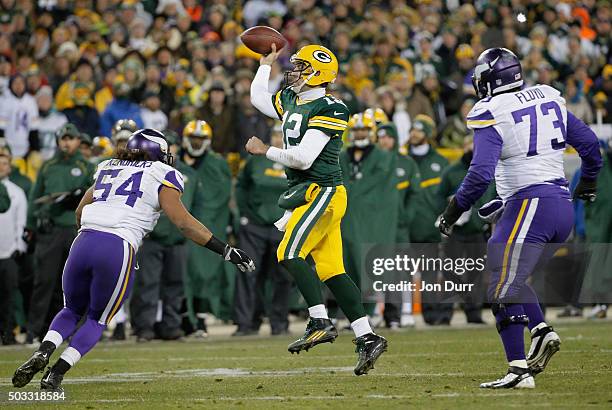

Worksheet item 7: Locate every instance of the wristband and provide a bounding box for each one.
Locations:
[204,235,226,255]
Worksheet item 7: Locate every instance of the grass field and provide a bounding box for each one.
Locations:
[0,320,611,409]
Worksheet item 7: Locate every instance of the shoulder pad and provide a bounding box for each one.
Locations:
[466,99,497,130]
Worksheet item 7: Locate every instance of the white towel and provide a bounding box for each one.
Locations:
[274,210,293,232]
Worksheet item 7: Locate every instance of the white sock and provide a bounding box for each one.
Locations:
[308,304,329,319]
[509,359,528,369]
[42,330,63,348]
[351,316,373,338]
[59,347,82,367]
[531,322,547,335]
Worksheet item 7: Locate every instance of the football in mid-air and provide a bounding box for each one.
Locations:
[240,26,287,55]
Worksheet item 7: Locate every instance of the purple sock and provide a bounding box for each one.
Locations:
[68,318,106,357]
[495,304,527,362]
[520,285,546,331]
[49,308,82,340]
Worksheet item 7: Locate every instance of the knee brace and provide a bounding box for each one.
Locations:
[491,303,529,333]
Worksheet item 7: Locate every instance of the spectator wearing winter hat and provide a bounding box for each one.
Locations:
[54,58,96,111]
[94,67,117,115]
[199,82,237,155]
[100,76,144,138]
[452,44,477,96]
[370,34,414,88]
[25,64,49,97]
[439,96,476,149]
[140,91,168,131]
[79,132,93,161]
[165,58,193,105]
[31,86,68,163]
[345,54,375,99]
[0,74,38,160]
[62,81,101,138]
[139,63,174,114]
[565,76,594,123]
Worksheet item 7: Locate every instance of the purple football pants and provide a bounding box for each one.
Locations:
[48,229,135,357]
[487,196,573,362]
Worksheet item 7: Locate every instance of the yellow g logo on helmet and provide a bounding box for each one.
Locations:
[183,120,212,139]
[290,44,339,87]
[312,50,333,63]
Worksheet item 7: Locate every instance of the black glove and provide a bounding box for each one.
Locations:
[57,188,85,210]
[222,245,256,273]
[573,177,597,202]
[438,197,464,236]
[205,235,256,272]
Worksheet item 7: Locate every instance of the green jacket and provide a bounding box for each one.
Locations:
[409,146,449,242]
[437,154,496,236]
[236,155,286,226]
[149,160,201,246]
[27,151,95,230]
[0,182,9,213]
[340,146,399,287]
[185,151,232,308]
[582,155,612,296]
[585,155,612,243]
[9,166,32,198]
[395,153,422,242]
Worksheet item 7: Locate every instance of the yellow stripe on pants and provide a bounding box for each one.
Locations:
[494,199,529,299]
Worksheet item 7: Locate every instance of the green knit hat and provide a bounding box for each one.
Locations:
[411,114,435,139]
[376,122,398,140]
[80,132,92,146]
[56,123,81,140]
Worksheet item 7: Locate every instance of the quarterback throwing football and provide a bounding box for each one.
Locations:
[247,44,387,375]
[439,48,602,389]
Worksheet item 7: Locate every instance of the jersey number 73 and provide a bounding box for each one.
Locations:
[511,101,566,157]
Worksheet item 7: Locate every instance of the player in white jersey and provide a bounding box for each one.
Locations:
[13,129,255,391]
[438,48,602,389]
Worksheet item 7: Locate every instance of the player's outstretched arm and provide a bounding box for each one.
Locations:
[75,186,94,229]
[566,111,603,202]
[438,126,502,236]
[159,186,255,272]
[250,43,282,119]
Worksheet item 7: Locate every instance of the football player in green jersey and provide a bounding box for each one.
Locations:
[246,43,387,375]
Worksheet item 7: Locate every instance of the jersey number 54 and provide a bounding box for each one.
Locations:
[93,169,144,207]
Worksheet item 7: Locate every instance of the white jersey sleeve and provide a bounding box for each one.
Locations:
[467,84,568,200]
[81,160,185,250]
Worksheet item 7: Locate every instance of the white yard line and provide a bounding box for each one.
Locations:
[1,367,609,387]
[0,348,606,365]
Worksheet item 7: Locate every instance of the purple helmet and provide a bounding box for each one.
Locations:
[126,128,174,166]
[471,48,523,100]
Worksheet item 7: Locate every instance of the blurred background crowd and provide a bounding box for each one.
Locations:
[0,0,610,345]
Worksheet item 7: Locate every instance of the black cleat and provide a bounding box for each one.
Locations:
[527,325,561,375]
[353,333,388,375]
[40,368,64,391]
[288,318,338,354]
[110,322,126,341]
[12,351,50,388]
